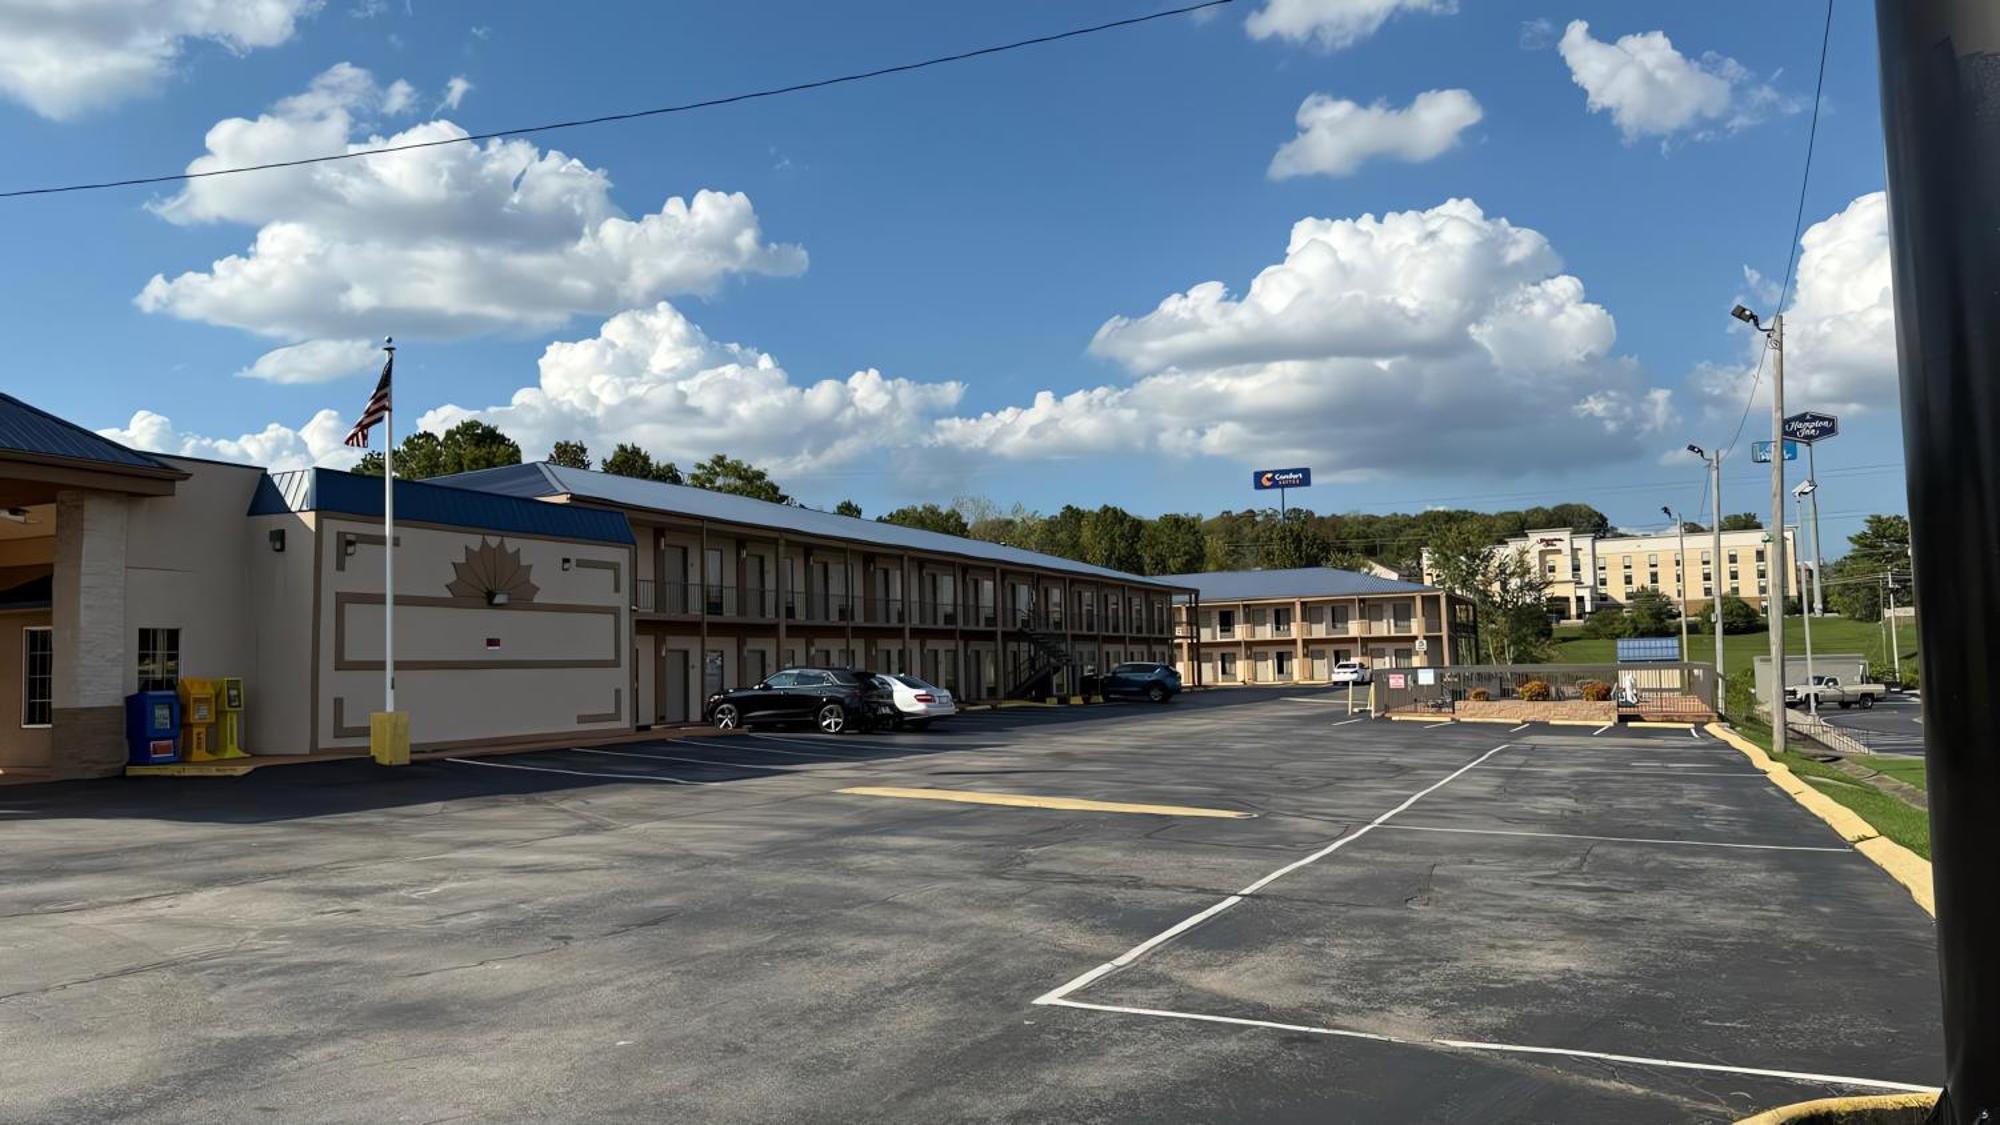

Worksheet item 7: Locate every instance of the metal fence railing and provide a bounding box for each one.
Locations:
[1372,663,1718,721]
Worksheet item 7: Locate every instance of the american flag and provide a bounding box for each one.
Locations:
[343,343,394,448]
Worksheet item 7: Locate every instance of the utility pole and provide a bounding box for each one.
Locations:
[1806,441,1827,614]
[1884,577,1901,687]
[1875,0,2000,1111]
[1664,506,1690,661]
[1768,313,1787,758]
[1687,444,1727,708]
[1793,482,1818,717]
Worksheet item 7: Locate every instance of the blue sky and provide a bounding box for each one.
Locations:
[0,0,1904,553]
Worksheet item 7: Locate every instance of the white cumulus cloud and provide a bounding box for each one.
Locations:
[237,337,382,383]
[136,64,806,341]
[0,0,320,119]
[1246,0,1454,50]
[437,74,470,113]
[100,407,359,471]
[1269,88,1482,179]
[1695,192,1897,418]
[1558,20,1798,143]
[937,199,1676,478]
[420,302,967,476]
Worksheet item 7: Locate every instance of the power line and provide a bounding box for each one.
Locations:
[0,0,1235,201]
[1719,0,1834,459]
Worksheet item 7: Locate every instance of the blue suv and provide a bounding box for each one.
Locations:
[1097,662,1182,703]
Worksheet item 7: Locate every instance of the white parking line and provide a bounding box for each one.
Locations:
[662,737,853,761]
[1507,723,1531,733]
[567,746,815,772]
[1376,823,1850,853]
[1035,743,1510,1005]
[1329,717,1368,727]
[1591,724,1614,736]
[1041,998,1935,1095]
[445,756,710,785]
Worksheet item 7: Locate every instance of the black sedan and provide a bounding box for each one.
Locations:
[703,667,893,734]
[1096,662,1182,703]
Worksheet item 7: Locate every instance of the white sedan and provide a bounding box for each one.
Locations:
[874,674,957,729]
[1329,660,1371,685]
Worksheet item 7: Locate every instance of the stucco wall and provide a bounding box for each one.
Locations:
[317,516,632,750]
[0,609,52,771]
[122,458,267,696]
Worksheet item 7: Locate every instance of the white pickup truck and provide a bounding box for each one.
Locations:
[1785,674,1886,710]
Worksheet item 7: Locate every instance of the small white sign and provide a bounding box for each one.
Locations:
[1417,668,1437,686]
[1414,637,1429,654]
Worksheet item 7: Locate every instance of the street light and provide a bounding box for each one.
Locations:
[1733,302,1788,759]
[1686,444,1726,709]
[1792,479,1819,717]
[1663,505,1691,663]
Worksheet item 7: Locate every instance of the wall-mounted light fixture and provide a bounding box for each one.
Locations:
[342,534,357,557]
[269,529,286,553]
[561,557,573,571]
[487,590,511,606]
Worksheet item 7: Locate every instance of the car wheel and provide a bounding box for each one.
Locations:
[1146,684,1168,703]
[1859,695,1875,710]
[712,703,741,730]
[816,703,849,734]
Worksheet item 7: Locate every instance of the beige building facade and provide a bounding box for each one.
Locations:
[1424,525,1806,621]
[1159,567,1478,687]
[436,464,1188,722]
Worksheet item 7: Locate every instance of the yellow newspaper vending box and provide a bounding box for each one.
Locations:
[178,678,248,762]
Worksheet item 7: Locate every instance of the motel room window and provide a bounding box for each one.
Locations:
[137,627,180,693]
[1274,607,1293,635]
[22,626,52,727]
[1217,609,1235,638]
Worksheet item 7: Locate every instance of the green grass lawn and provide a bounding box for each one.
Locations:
[1552,615,1918,685]
[1729,719,1932,859]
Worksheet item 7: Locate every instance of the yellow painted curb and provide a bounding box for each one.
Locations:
[1736,1091,1937,1124]
[1549,719,1612,727]
[1705,723,1934,917]
[1387,714,1452,723]
[836,786,1254,819]
[1452,716,1523,724]
[1629,721,1696,730]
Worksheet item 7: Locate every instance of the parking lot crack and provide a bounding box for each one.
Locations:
[399,936,575,979]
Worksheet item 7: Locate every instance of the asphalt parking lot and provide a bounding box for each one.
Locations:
[1,691,1940,1123]
[1811,692,1926,756]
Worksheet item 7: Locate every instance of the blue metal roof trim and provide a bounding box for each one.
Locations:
[247,467,632,546]
[1155,567,1441,602]
[433,462,1181,587]
[0,393,178,472]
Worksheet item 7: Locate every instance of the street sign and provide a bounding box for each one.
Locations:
[1414,637,1429,655]
[1783,411,1840,443]
[1253,467,1311,490]
[1752,440,1799,463]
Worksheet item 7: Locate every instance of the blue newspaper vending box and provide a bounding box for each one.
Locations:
[125,691,182,765]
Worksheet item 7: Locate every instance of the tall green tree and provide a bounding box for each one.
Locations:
[1720,512,1764,531]
[1258,509,1331,569]
[1825,514,1913,621]
[548,440,592,470]
[1035,505,1088,562]
[834,499,863,518]
[688,453,790,504]
[1079,505,1146,573]
[1625,586,1681,637]
[601,443,684,484]
[880,503,970,537]
[1426,522,1552,664]
[353,421,517,480]
[1140,513,1205,575]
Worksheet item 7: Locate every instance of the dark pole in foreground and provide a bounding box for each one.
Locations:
[1874,3,2000,1118]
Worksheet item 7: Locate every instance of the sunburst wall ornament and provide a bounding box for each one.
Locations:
[446,538,539,605]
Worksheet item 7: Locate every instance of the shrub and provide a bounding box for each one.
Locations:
[1519,679,1552,702]
[1581,606,1633,639]
[1468,688,1491,702]
[1719,595,1764,635]
[1577,680,1613,702]
[1723,672,1759,723]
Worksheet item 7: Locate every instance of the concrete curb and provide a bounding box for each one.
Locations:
[1735,1092,1937,1124]
[1705,723,1933,916]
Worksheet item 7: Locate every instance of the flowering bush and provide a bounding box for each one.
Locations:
[1577,680,1613,702]
[1519,679,1552,702]
[1468,688,1492,702]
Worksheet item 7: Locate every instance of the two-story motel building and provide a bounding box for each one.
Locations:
[1163,567,1478,687]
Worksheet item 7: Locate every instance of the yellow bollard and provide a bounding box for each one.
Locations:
[370,711,410,766]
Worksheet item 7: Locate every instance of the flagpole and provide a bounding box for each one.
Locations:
[381,337,396,716]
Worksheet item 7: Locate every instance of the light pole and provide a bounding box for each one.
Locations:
[1687,444,1726,711]
[1792,480,1818,717]
[1805,440,1827,614]
[1731,304,1787,757]
[1662,506,1691,661]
